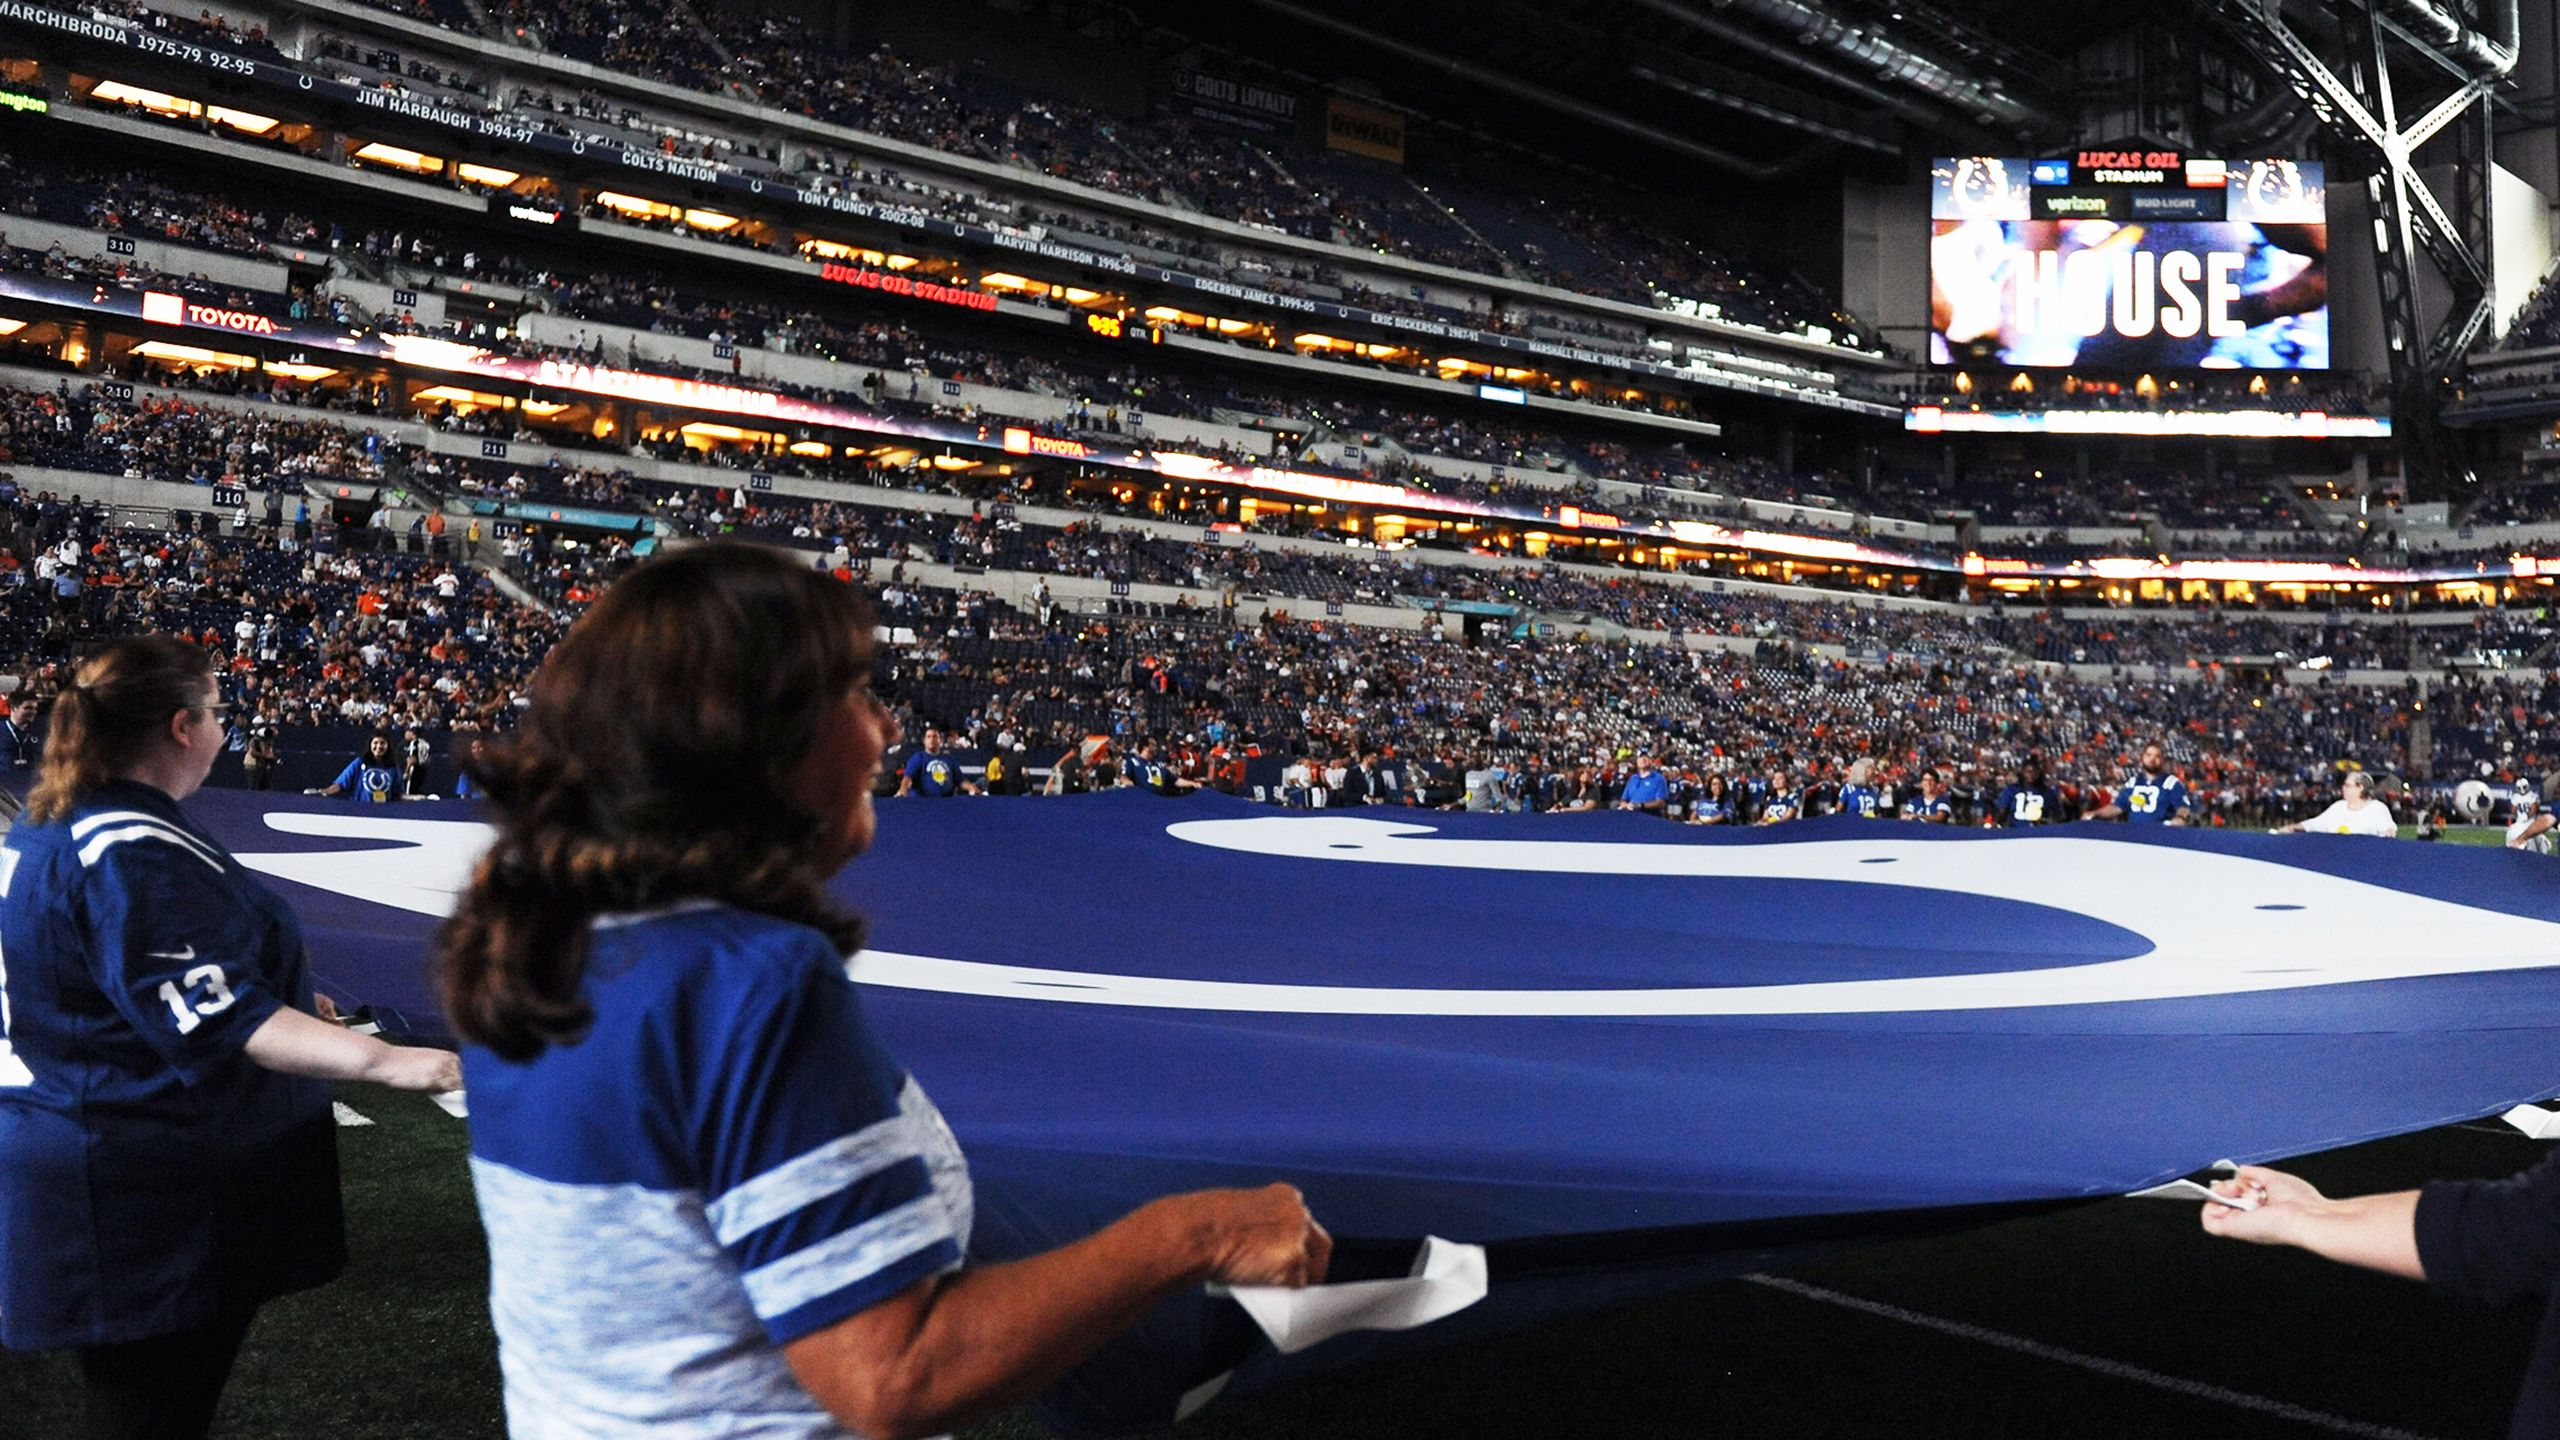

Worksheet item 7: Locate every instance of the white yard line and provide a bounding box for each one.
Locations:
[1740,1273,2446,1440]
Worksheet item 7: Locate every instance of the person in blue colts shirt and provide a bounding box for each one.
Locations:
[2089,741,2191,826]
[1123,738,1191,796]
[0,637,457,1440]
[1834,757,1882,818]
[1992,758,2061,828]
[439,545,1328,1440]
[1756,767,1802,825]
[308,732,405,803]
[1688,773,1733,825]
[894,726,976,797]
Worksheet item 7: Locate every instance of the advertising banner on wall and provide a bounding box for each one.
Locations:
[1164,66,1298,135]
[1324,95,1405,165]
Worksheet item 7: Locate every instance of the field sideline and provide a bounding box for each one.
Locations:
[0,1085,2549,1439]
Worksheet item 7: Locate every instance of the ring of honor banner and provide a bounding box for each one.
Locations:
[1931,154,2329,369]
[178,787,2560,1419]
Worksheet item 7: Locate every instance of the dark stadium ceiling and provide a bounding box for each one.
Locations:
[1093,0,2192,182]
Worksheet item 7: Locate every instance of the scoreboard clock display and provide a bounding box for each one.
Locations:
[1082,312,1163,344]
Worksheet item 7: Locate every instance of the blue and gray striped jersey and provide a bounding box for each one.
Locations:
[463,903,973,1439]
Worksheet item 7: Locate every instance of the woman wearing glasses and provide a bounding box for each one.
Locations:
[0,635,459,1440]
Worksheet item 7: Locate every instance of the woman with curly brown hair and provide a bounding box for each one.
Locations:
[442,543,1326,1440]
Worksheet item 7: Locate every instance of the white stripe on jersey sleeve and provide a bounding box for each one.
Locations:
[704,1104,922,1247]
[72,810,223,852]
[737,1194,954,1321]
[72,809,169,838]
[76,821,226,873]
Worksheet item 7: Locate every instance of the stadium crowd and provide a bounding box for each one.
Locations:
[25,150,2560,563]
[271,0,1875,344]
[0,394,2551,835]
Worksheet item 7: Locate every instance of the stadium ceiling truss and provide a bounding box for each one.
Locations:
[1221,0,2079,172]
[2222,0,2516,500]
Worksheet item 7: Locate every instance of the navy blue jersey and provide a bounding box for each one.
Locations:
[0,780,341,1348]
[333,757,404,803]
[2115,773,2190,824]
[465,905,971,1437]
[902,750,962,796]
[1837,784,1881,818]
[1995,784,2057,827]
[1907,793,1953,823]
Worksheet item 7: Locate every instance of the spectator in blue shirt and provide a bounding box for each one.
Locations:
[2090,742,2191,826]
[895,727,975,797]
[1992,759,2061,827]
[438,544,1327,1440]
[1689,773,1733,825]
[308,734,405,803]
[1615,751,1671,816]
[1835,757,1882,818]
[1757,767,1803,825]
[1123,739,1188,796]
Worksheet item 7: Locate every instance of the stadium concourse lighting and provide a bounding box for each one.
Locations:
[379,334,495,370]
[128,341,252,368]
[89,81,277,134]
[413,385,509,409]
[352,142,441,172]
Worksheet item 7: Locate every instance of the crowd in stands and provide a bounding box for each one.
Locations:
[2,160,324,261]
[21,11,2560,834]
[338,0,481,39]
[81,0,282,58]
[0,385,400,490]
[0,482,553,751]
[861,580,2527,832]
[2498,263,2560,352]
[21,168,2559,573]
[284,0,1876,345]
[0,367,2554,832]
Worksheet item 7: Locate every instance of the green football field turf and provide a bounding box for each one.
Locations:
[2,1081,2545,1440]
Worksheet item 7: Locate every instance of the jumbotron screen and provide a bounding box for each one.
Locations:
[1930,153,2328,370]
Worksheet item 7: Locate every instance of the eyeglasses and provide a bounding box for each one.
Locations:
[196,701,233,716]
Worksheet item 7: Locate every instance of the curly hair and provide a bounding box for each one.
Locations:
[438,544,875,1060]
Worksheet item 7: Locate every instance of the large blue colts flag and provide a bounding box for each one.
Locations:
[191,788,2560,1422]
